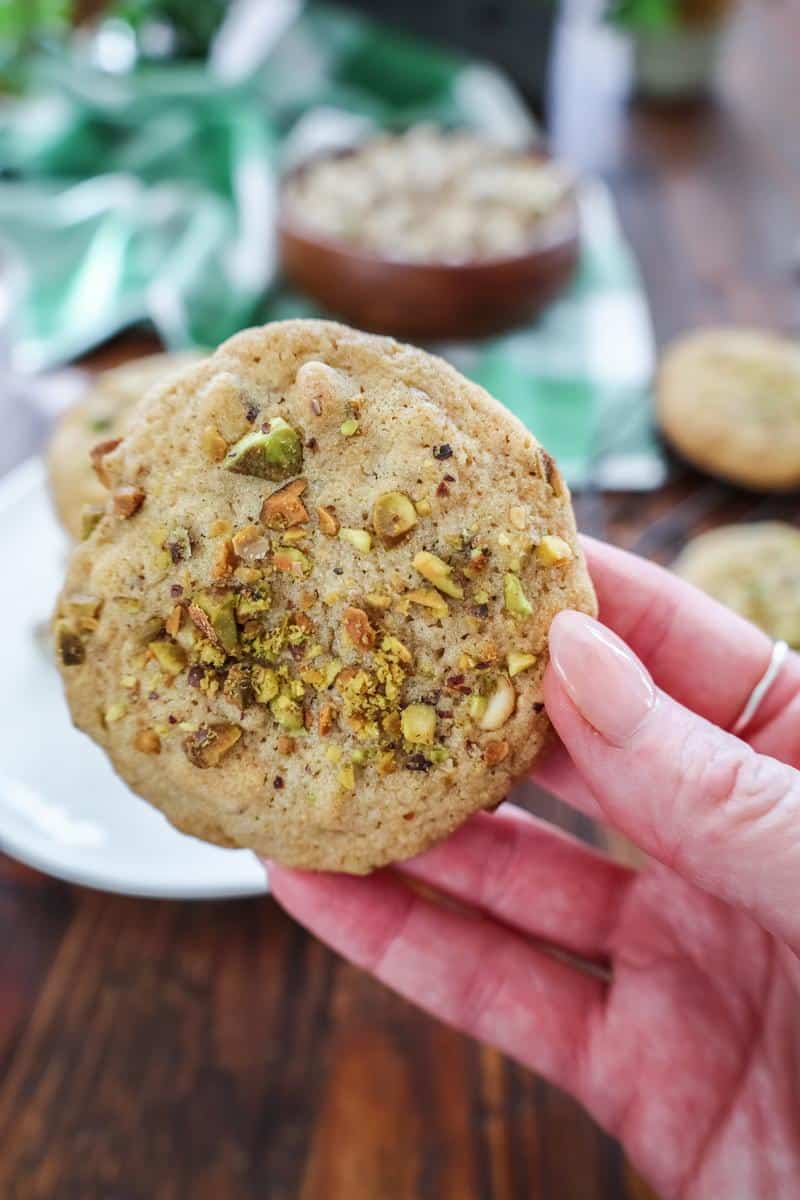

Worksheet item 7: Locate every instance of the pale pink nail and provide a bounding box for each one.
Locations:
[549,611,657,745]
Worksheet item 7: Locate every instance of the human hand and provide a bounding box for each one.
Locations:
[268,537,800,1199]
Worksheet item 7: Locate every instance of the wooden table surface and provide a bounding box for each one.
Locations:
[2,5,799,1197]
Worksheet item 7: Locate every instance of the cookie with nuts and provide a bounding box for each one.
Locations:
[673,521,800,646]
[657,328,800,492]
[46,352,204,540]
[53,319,595,873]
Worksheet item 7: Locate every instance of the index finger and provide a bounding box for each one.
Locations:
[584,537,800,760]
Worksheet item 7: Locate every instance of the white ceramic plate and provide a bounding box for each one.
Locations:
[0,459,268,899]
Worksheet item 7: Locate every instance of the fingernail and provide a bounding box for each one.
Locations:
[549,611,657,745]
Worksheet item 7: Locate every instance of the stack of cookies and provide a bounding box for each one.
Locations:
[659,328,800,636]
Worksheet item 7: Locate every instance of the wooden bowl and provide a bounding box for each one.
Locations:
[277,151,581,341]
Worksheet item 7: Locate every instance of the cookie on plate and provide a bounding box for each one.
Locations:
[47,352,203,540]
[53,319,595,874]
[673,521,800,646]
[657,328,800,491]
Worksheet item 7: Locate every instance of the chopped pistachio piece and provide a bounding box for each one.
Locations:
[338,763,356,790]
[536,534,573,566]
[63,593,102,632]
[322,658,343,688]
[365,592,392,611]
[251,665,279,704]
[325,745,343,764]
[224,417,303,481]
[164,527,192,563]
[468,694,487,722]
[89,437,122,487]
[477,675,516,731]
[426,746,450,765]
[80,504,105,540]
[372,491,417,544]
[316,505,340,536]
[340,418,360,437]
[343,606,375,651]
[270,692,304,731]
[318,703,336,735]
[406,588,449,619]
[184,723,242,768]
[105,700,128,724]
[339,527,372,553]
[223,663,254,708]
[503,573,533,620]
[378,750,396,775]
[272,547,311,576]
[507,651,537,678]
[484,739,509,766]
[381,635,413,666]
[231,524,271,561]
[191,592,239,653]
[281,529,306,545]
[196,639,226,667]
[112,486,145,518]
[235,569,264,591]
[401,703,437,746]
[133,729,161,755]
[300,667,324,688]
[55,622,85,666]
[148,639,187,675]
[235,585,272,619]
[412,551,463,598]
[202,425,228,462]
[414,498,432,517]
[88,415,113,433]
[261,478,308,529]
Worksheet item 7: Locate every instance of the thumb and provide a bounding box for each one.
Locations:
[545,610,800,951]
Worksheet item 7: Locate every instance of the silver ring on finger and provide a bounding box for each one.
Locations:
[731,640,789,736]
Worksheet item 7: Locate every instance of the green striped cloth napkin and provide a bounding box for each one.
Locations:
[0,1,664,489]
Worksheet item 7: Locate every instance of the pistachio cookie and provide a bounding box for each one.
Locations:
[674,522,800,646]
[47,352,203,540]
[657,328,800,491]
[54,320,595,873]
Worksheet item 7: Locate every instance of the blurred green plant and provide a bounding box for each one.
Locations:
[111,0,229,57]
[0,0,72,84]
[0,0,72,40]
[607,0,733,29]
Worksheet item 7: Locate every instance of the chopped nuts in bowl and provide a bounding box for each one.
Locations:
[278,126,580,340]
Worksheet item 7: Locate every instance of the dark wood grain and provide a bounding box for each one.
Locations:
[2,3,799,1196]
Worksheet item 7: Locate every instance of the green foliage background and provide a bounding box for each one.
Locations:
[607,0,681,30]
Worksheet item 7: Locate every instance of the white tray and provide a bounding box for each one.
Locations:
[0,459,268,899]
